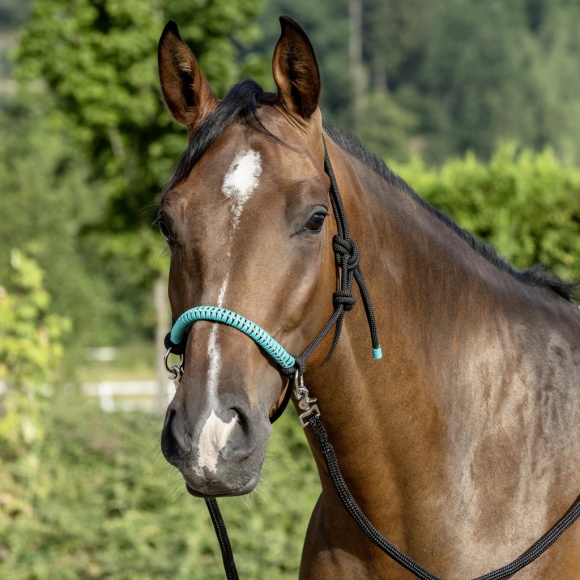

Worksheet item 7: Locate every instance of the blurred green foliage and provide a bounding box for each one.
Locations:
[255,0,580,164]
[5,0,269,348]
[394,143,580,287]
[16,0,267,228]
[3,0,578,353]
[0,251,69,459]
[0,107,118,349]
[0,397,319,579]
[0,4,579,578]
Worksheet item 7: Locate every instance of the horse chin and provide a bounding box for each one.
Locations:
[184,473,261,499]
[178,454,265,498]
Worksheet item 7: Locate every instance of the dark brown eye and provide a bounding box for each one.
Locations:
[304,212,327,233]
[158,219,173,243]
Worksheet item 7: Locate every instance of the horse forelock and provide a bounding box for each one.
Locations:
[162,79,279,196]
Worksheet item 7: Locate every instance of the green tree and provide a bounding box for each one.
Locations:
[529,0,580,165]
[254,0,580,164]
[15,0,268,344]
[0,104,118,349]
[16,0,266,228]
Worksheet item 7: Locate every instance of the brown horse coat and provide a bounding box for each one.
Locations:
[157,16,580,579]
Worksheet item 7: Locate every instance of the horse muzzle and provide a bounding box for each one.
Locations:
[161,401,271,497]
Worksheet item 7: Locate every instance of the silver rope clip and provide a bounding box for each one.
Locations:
[293,370,320,427]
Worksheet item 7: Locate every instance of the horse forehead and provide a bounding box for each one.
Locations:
[222,148,263,207]
[179,118,325,214]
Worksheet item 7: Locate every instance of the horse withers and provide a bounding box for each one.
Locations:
[156,16,580,579]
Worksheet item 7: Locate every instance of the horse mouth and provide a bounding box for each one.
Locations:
[174,456,264,498]
[184,474,261,499]
[162,403,272,498]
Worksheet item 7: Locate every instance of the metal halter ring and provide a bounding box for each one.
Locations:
[164,348,184,383]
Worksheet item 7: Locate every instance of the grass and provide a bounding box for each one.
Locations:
[0,394,321,579]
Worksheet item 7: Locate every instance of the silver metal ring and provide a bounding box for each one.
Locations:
[164,348,184,382]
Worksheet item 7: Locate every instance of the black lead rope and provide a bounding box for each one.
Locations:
[208,411,580,580]
[194,136,579,579]
[308,413,580,580]
[201,135,379,580]
[205,498,239,580]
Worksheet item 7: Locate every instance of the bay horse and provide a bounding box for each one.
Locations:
[157,16,580,579]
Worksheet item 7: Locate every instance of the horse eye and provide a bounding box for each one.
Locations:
[304,212,327,233]
[158,220,173,243]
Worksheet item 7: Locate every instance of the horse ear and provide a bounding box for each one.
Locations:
[272,16,321,120]
[158,20,219,129]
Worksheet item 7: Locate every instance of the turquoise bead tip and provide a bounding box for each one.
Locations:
[372,346,383,360]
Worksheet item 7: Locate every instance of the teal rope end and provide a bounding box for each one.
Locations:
[372,346,383,360]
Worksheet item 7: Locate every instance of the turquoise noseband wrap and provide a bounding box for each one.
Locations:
[170,306,296,370]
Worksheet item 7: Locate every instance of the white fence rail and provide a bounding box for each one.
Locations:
[83,380,176,413]
[0,380,176,414]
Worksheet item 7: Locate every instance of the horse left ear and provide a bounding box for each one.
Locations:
[272,16,321,120]
[158,20,219,129]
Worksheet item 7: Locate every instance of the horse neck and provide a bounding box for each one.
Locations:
[305,143,526,500]
[299,141,580,571]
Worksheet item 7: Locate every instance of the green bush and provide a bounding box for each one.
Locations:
[0,250,70,459]
[394,143,580,287]
[0,397,318,579]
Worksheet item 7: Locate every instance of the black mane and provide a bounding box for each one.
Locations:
[323,124,577,303]
[164,80,278,193]
[164,79,577,303]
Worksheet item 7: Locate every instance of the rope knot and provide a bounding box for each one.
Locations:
[333,289,356,311]
[333,236,360,270]
[280,356,305,377]
[164,332,187,355]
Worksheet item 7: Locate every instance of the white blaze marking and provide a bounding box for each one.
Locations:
[222,149,262,226]
[204,149,262,401]
[198,410,238,472]
[206,279,229,400]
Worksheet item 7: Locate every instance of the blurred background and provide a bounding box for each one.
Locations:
[1,0,579,578]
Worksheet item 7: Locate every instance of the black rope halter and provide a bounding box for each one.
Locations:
[269,136,381,421]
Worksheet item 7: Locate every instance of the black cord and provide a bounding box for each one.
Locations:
[308,414,443,580]
[190,137,579,580]
[205,499,239,580]
[308,413,580,580]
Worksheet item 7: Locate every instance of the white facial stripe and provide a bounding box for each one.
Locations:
[206,278,229,401]
[204,150,261,408]
[217,278,228,306]
[222,149,262,225]
[198,410,238,472]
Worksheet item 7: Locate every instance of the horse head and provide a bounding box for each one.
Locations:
[158,17,334,497]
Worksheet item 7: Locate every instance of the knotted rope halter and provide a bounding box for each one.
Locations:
[164,137,381,421]
[163,136,580,580]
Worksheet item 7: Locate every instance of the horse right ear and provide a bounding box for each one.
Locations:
[272,16,321,120]
[158,21,219,129]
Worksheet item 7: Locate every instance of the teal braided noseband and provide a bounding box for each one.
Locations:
[170,306,296,370]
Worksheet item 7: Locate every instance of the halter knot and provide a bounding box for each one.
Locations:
[280,356,306,377]
[333,289,356,311]
[333,236,360,270]
[164,331,187,355]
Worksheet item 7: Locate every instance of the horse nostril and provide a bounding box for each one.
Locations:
[161,409,183,463]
